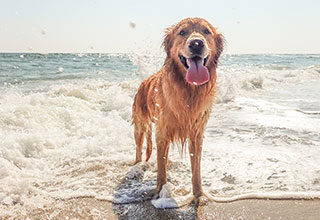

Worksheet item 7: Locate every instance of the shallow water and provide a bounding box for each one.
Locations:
[0,53,319,209]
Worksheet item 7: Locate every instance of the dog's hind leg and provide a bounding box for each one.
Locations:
[145,123,153,162]
[134,122,146,164]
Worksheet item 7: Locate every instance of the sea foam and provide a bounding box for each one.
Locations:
[0,54,320,214]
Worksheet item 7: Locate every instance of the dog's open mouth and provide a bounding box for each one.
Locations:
[179,55,208,69]
[179,55,210,86]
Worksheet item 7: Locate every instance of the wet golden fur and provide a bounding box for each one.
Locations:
[132,17,223,201]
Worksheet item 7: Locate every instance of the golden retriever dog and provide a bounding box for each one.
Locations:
[132,17,223,203]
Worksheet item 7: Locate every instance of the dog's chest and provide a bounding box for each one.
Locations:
[161,88,213,123]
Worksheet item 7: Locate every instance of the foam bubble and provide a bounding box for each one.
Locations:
[129,21,136,29]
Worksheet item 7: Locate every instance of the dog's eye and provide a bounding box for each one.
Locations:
[203,29,211,35]
[179,30,187,36]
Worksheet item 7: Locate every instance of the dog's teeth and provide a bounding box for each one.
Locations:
[193,82,198,85]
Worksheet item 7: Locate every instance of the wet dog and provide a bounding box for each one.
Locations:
[132,17,223,203]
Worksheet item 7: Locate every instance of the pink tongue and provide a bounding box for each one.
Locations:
[186,58,209,85]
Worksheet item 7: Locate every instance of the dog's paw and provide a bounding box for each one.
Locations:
[192,196,209,206]
[191,192,213,206]
[132,159,142,166]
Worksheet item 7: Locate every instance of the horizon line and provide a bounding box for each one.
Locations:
[1,51,319,55]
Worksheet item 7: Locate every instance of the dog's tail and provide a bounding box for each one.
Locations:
[145,124,153,161]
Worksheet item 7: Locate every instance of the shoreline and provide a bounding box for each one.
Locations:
[1,197,320,220]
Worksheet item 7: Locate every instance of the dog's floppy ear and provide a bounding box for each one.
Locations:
[162,26,174,57]
[213,31,224,66]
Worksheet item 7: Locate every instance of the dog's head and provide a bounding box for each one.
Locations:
[163,18,223,86]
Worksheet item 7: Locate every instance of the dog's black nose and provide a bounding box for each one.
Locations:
[189,39,204,54]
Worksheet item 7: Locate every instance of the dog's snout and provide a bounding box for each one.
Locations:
[188,39,204,54]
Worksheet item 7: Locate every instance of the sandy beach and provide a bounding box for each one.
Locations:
[1,197,319,220]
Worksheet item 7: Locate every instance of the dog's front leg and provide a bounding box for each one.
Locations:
[155,134,170,196]
[189,135,203,199]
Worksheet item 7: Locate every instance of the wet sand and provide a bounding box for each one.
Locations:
[1,198,319,220]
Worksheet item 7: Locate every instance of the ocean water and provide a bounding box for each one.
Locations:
[0,53,320,210]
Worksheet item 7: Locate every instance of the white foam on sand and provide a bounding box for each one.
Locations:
[151,183,179,209]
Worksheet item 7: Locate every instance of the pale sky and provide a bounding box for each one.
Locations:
[0,0,319,54]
